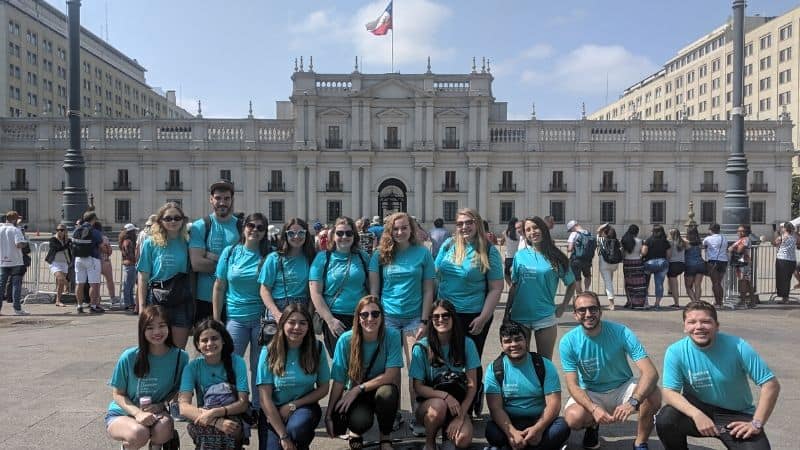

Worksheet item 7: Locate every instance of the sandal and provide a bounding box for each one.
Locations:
[348,436,363,450]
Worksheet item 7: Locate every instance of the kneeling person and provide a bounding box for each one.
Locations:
[484,321,570,450]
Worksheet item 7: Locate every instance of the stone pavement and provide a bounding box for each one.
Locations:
[1,295,797,450]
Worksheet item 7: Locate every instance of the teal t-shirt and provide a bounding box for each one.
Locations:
[258,253,310,299]
[308,250,369,315]
[215,244,265,322]
[189,214,242,302]
[434,238,503,313]
[510,247,575,323]
[662,332,775,414]
[409,337,480,383]
[484,353,561,418]
[136,236,189,282]
[369,245,435,319]
[559,320,648,392]
[255,345,331,406]
[331,328,404,388]
[179,354,250,407]
[107,346,189,416]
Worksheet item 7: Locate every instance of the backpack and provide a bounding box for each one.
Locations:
[200,214,244,247]
[573,230,597,261]
[71,225,94,258]
[599,237,623,264]
[491,352,546,400]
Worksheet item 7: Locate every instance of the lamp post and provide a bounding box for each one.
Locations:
[60,0,88,228]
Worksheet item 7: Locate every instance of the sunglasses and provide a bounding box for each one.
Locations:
[431,312,452,321]
[335,230,354,237]
[245,222,266,232]
[575,306,600,315]
[358,310,381,320]
[286,230,307,239]
[56,229,66,232]
[455,219,475,228]
[161,215,183,223]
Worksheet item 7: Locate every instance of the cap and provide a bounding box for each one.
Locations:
[209,179,235,194]
[372,215,381,225]
[566,220,578,232]
[313,221,323,231]
[123,223,138,232]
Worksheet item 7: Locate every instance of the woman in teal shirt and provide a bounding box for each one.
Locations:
[309,216,370,356]
[257,304,330,450]
[509,216,576,359]
[106,305,189,450]
[137,202,191,349]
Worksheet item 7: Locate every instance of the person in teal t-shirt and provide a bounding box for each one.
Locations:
[308,216,370,356]
[509,216,576,360]
[484,321,569,450]
[325,296,402,450]
[560,292,661,450]
[106,305,189,450]
[178,319,251,449]
[136,202,192,349]
[656,301,780,450]
[212,212,273,413]
[410,300,479,450]
[256,304,330,450]
[259,217,315,324]
[189,180,242,327]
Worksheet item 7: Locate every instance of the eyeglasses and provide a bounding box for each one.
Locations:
[431,312,451,321]
[358,310,382,320]
[575,306,600,315]
[455,219,475,228]
[161,215,184,223]
[245,222,266,232]
[286,230,307,239]
[335,230,354,237]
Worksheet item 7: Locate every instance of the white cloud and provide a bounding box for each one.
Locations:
[521,43,554,60]
[290,10,334,34]
[492,43,554,77]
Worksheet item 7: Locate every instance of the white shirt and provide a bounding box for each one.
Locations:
[703,233,729,262]
[0,223,26,267]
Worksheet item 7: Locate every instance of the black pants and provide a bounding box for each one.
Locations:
[322,313,354,358]
[332,384,399,436]
[485,416,570,450]
[456,312,493,414]
[656,395,771,450]
[775,258,795,298]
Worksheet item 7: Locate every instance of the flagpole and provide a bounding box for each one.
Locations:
[391,29,394,72]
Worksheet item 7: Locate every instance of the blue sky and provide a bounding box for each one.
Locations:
[59,0,799,119]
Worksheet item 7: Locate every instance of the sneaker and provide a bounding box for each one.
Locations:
[76,304,86,314]
[633,443,649,450]
[392,411,404,432]
[89,305,106,314]
[409,418,425,437]
[13,309,30,316]
[583,425,600,449]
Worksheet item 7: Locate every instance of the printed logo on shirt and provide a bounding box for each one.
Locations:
[518,266,539,281]
[161,253,177,272]
[137,376,162,397]
[578,358,600,379]
[688,370,714,390]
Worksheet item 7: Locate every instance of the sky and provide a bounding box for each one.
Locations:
[58,0,800,120]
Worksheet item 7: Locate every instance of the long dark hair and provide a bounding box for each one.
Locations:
[133,305,175,378]
[686,226,702,246]
[349,295,385,384]
[621,224,640,253]
[524,216,569,273]
[424,299,465,368]
[649,224,668,245]
[193,319,238,393]
[237,213,272,256]
[277,217,315,263]
[267,304,319,376]
[505,217,519,242]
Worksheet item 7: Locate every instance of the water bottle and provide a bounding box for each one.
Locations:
[139,396,152,410]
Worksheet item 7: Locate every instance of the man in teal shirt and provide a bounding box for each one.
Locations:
[560,291,660,450]
[656,301,780,450]
[189,180,242,325]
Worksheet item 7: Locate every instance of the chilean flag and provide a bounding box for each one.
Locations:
[365,1,393,36]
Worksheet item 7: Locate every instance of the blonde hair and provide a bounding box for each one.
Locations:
[149,202,189,247]
[452,208,490,273]
[377,212,420,265]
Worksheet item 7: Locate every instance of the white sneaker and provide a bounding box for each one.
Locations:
[13,309,30,316]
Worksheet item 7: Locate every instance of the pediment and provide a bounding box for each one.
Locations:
[356,78,432,99]
[319,107,350,118]
[376,108,409,119]
[435,108,467,119]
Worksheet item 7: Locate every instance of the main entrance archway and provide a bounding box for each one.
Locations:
[377,178,407,218]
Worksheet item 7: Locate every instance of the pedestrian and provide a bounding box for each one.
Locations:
[666,228,687,309]
[566,220,595,295]
[45,223,72,307]
[72,211,105,314]
[683,226,707,302]
[731,224,757,308]
[118,223,139,313]
[355,217,376,255]
[772,221,796,304]
[621,224,647,308]
[428,218,450,259]
[136,215,157,259]
[703,223,728,306]
[503,217,522,289]
[484,220,499,246]
[596,223,622,310]
[642,224,671,309]
[368,215,384,237]
[95,221,119,305]
[412,216,429,242]
[0,210,29,315]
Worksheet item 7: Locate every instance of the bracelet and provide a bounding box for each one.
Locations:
[590,404,598,414]
[223,406,228,417]
[443,393,449,401]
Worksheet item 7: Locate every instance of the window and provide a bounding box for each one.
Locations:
[726,53,732,66]
[219,170,231,182]
[699,65,707,78]
[744,84,752,97]
[779,69,791,84]
[500,171,514,191]
[650,201,666,224]
[600,201,615,223]
[601,171,615,191]
[711,77,720,90]
[759,34,771,50]
[699,83,707,95]
[665,82,672,93]
[675,76,683,88]
[711,58,721,72]
[779,91,791,106]
[751,201,766,224]
[549,201,565,224]
[115,199,131,223]
[759,56,771,70]
[500,201,514,223]
[686,89,695,100]
[270,200,285,222]
[327,125,341,148]
[759,77,771,91]
[698,101,707,113]
[444,171,458,192]
[385,126,400,148]
[443,201,458,222]
[167,169,181,190]
[779,47,792,63]
[780,24,792,41]
[726,91,732,104]
[116,169,130,190]
[759,97,772,111]
[269,170,284,191]
[326,200,342,223]
[443,126,458,148]
[726,72,732,84]
[686,71,695,83]
[745,42,753,56]
[11,199,28,221]
[700,201,716,224]
[550,171,565,191]
[744,64,752,77]
[327,171,342,192]
[652,171,665,191]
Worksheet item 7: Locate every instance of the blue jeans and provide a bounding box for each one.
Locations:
[0,266,24,311]
[121,265,136,307]
[486,416,570,450]
[261,403,321,450]
[226,317,262,409]
[644,258,669,299]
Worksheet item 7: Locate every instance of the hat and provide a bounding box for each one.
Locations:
[209,179,235,194]
[313,221,323,231]
[123,223,138,232]
[371,215,381,225]
[566,220,578,232]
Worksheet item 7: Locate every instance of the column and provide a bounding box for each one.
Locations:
[574,159,591,224]
[362,101,371,147]
[243,160,258,213]
[414,101,423,145]
[351,166,361,218]
[351,101,360,148]
[414,166,423,218]
[296,165,306,220]
[140,160,156,218]
[36,160,53,228]
[676,161,693,226]
[190,160,207,219]
[479,100,490,144]
[467,166,477,209]
[307,165,317,221]
[362,165,372,217]
[468,101,477,143]
[478,166,488,217]
[624,159,642,224]
[426,102,434,145]
[425,167,434,221]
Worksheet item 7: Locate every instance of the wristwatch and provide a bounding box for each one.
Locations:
[751,419,763,430]
[288,402,297,412]
[359,384,366,392]
[627,396,641,410]
[279,434,290,441]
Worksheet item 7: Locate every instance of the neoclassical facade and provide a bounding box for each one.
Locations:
[0,66,794,237]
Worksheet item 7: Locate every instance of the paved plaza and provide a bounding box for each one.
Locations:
[1,293,796,450]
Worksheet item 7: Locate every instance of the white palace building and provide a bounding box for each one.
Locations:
[0,63,795,237]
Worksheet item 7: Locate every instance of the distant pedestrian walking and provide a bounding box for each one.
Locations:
[621,225,647,308]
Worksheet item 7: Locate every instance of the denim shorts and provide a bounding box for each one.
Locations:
[514,315,558,332]
[384,315,422,335]
[104,412,125,428]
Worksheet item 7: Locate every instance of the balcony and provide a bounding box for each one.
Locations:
[113,181,131,190]
[750,183,769,192]
[700,183,718,192]
[599,183,618,192]
[268,182,285,192]
[10,180,29,190]
[549,183,567,192]
[499,183,517,192]
[442,183,460,193]
[326,182,343,192]
[325,138,342,149]
[650,183,668,192]
[164,181,183,191]
[442,139,460,149]
[384,139,401,149]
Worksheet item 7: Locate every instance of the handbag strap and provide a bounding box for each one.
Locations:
[362,339,382,383]
[331,253,352,304]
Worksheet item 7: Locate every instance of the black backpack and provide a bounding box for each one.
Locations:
[491,351,546,400]
[573,230,597,261]
[199,214,244,246]
[71,225,94,258]
[599,237,623,264]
